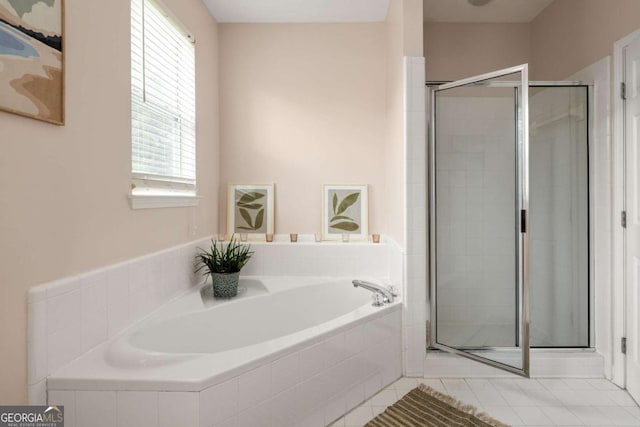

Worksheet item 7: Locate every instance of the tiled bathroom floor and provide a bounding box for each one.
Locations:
[331,377,640,426]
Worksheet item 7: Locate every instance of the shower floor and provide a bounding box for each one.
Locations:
[437,324,575,348]
[437,323,516,347]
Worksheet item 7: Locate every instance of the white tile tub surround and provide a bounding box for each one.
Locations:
[32,235,403,422]
[47,309,403,427]
[240,238,393,278]
[27,236,213,404]
[403,56,427,376]
[28,240,393,367]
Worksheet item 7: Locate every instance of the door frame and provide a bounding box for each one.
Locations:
[612,27,640,389]
[428,64,531,377]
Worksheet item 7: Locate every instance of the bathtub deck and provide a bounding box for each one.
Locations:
[48,276,399,392]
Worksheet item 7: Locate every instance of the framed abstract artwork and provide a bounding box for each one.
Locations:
[322,184,369,241]
[227,183,275,239]
[0,0,64,124]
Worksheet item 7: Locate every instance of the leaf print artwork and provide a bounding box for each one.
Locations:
[238,192,265,204]
[228,184,274,237]
[254,209,264,230]
[336,192,360,215]
[330,215,353,222]
[235,190,268,232]
[237,203,262,210]
[239,208,253,228]
[329,191,361,233]
[331,221,359,231]
[322,184,367,240]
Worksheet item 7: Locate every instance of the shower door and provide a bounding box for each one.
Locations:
[429,65,530,376]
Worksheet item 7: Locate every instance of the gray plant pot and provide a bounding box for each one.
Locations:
[212,271,240,298]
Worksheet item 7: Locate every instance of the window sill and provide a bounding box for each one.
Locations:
[128,194,202,209]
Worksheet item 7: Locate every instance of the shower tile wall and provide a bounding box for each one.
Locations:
[436,97,517,348]
[529,87,589,347]
[434,88,589,350]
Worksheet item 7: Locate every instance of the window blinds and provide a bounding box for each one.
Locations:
[131,0,196,191]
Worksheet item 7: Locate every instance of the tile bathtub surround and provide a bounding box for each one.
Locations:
[27,236,213,404]
[241,239,394,278]
[30,235,403,405]
[48,308,403,427]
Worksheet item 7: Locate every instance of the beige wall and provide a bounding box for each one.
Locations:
[218,23,388,236]
[424,1,640,82]
[0,0,426,404]
[384,0,424,247]
[385,0,405,247]
[423,22,531,81]
[218,1,423,243]
[403,0,425,57]
[0,0,220,404]
[531,0,640,80]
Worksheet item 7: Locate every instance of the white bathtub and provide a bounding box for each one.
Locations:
[48,276,402,427]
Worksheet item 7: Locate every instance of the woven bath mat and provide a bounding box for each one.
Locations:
[365,384,510,427]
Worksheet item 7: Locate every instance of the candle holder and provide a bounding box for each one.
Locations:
[266,233,274,242]
[372,233,380,244]
[342,234,350,243]
[290,233,298,243]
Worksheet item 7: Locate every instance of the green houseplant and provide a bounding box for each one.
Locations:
[195,236,253,298]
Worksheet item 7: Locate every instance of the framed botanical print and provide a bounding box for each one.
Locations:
[322,184,368,241]
[227,183,275,239]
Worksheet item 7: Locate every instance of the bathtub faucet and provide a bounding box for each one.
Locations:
[352,280,397,306]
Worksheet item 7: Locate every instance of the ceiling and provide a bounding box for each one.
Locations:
[203,0,391,23]
[423,0,554,23]
[203,0,554,24]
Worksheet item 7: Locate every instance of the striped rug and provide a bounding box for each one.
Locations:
[365,384,510,427]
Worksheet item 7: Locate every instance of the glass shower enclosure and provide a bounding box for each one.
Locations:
[428,64,590,377]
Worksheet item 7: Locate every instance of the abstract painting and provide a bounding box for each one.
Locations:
[227,183,275,239]
[322,184,368,241]
[0,0,64,124]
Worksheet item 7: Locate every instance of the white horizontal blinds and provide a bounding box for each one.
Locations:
[131,0,196,188]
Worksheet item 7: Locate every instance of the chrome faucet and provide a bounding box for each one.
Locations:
[352,280,397,306]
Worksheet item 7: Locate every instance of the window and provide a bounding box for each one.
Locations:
[130,0,198,209]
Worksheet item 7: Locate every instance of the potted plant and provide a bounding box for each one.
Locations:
[195,236,253,298]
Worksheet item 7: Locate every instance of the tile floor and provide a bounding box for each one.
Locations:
[331,377,640,426]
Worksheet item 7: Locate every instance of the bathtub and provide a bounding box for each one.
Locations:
[47,276,402,427]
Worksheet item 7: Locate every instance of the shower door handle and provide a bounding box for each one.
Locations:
[520,209,527,233]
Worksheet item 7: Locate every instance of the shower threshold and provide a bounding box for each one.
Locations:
[424,348,603,378]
